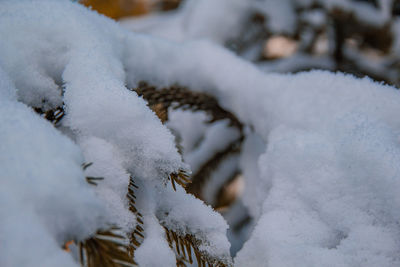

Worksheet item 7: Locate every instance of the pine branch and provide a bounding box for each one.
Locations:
[132,82,243,131]
[79,168,142,265]
[164,227,232,267]
[132,82,244,199]
[168,170,191,191]
[127,176,144,264]
[78,228,135,267]
[62,165,136,266]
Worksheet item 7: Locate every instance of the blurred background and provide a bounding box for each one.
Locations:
[81,0,182,17]
[81,0,400,87]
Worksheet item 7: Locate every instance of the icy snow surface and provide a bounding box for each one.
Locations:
[1,0,400,266]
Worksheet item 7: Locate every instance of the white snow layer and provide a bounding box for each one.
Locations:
[2,0,400,267]
[0,0,186,182]
[0,67,105,267]
[120,37,400,266]
[0,0,230,266]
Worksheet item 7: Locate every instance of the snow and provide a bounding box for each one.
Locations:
[0,0,186,183]
[120,37,400,266]
[236,123,400,266]
[184,120,240,174]
[0,67,105,267]
[133,176,232,265]
[79,137,136,232]
[154,181,232,264]
[167,109,210,154]
[238,133,267,219]
[0,1,231,266]
[231,73,400,266]
[2,0,400,266]
[134,214,176,267]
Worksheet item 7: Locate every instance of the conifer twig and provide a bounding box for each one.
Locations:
[163,227,232,267]
[78,228,135,267]
[127,176,144,264]
[132,82,243,131]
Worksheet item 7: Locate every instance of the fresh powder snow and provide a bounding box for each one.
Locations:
[1,0,400,266]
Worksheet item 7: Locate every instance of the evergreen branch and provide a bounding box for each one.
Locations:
[63,163,135,266]
[164,227,231,267]
[132,82,245,198]
[78,228,135,267]
[132,82,243,131]
[75,172,142,266]
[168,170,191,191]
[127,176,144,264]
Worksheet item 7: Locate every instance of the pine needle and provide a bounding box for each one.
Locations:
[86,176,104,186]
[126,176,144,262]
[163,227,232,267]
[77,228,135,267]
[34,106,65,126]
[168,170,191,191]
[132,82,244,202]
[132,82,243,131]
[81,162,104,186]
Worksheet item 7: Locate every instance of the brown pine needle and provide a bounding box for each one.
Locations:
[132,83,243,131]
[163,227,231,267]
[126,176,144,262]
[78,228,135,267]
